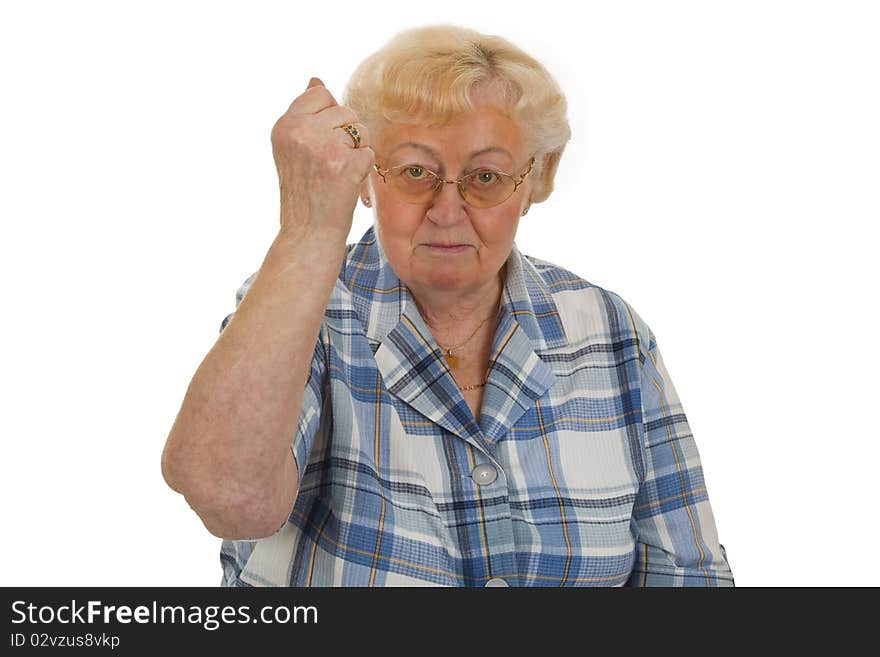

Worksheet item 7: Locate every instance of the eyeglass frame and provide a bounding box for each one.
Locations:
[371,154,536,208]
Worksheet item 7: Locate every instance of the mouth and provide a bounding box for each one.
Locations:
[423,243,471,254]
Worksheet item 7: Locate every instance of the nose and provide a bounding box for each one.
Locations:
[426,178,469,227]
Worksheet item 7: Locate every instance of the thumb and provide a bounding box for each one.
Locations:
[307,77,324,89]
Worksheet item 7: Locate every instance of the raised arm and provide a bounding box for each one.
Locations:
[160,77,375,540]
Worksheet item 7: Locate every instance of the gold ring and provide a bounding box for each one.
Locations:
[341,124,361,149]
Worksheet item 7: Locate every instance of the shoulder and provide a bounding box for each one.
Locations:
[523,253,653,355]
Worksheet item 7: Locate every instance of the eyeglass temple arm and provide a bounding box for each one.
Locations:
[513,156,536,189]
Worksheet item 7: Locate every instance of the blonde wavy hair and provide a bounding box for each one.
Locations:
[341,24,571,204]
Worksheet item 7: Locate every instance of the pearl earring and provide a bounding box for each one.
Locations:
[363,198,372,207]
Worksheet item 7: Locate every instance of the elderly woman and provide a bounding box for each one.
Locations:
[162,24,733,587]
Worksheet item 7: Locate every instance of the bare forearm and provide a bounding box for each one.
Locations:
[162,223,346,538]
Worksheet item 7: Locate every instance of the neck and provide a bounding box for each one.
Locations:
[408,265,506,338]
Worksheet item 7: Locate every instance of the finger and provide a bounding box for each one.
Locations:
[352,146,377,184]
[332,121,370,150]
[288,86,338,114]
[287,77,339,114]
[313,104,362,131]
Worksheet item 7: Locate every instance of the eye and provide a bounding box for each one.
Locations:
[473,170,500,185]
[402,166,428,180]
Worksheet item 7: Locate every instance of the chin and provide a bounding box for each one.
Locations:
[413,263,472,289]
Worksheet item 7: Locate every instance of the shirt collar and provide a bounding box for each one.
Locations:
[341,224,564,446]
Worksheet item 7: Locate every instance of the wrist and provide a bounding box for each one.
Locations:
[278,202,352,246]
[266,226,349,276]
[275,222,348,250]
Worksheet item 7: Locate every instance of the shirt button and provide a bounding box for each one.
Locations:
[471,463,498,486]
[485,578,509,587]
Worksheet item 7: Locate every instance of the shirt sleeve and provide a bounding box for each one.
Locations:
[217,270,329,551]
[625,324,735,587]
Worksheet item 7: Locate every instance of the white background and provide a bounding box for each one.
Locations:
[2,0,877,587]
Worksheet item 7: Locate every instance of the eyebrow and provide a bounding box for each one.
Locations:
[389,142,513,160]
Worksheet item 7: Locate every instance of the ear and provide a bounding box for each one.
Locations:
[529,148,564,204]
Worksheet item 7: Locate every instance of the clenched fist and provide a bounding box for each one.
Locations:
[271,77,376,237]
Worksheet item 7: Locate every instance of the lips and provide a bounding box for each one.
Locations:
[424,243,471,254]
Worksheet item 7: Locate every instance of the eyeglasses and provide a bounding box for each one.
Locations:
[372,155,536,209]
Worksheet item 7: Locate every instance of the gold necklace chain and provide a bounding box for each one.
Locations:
[431,313,495,369]
[417,268,505,392]
[440,325,492,391]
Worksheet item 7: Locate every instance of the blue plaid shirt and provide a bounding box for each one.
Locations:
[218,226,733,587]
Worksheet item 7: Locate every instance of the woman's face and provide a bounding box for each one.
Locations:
[366,101,536,298]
